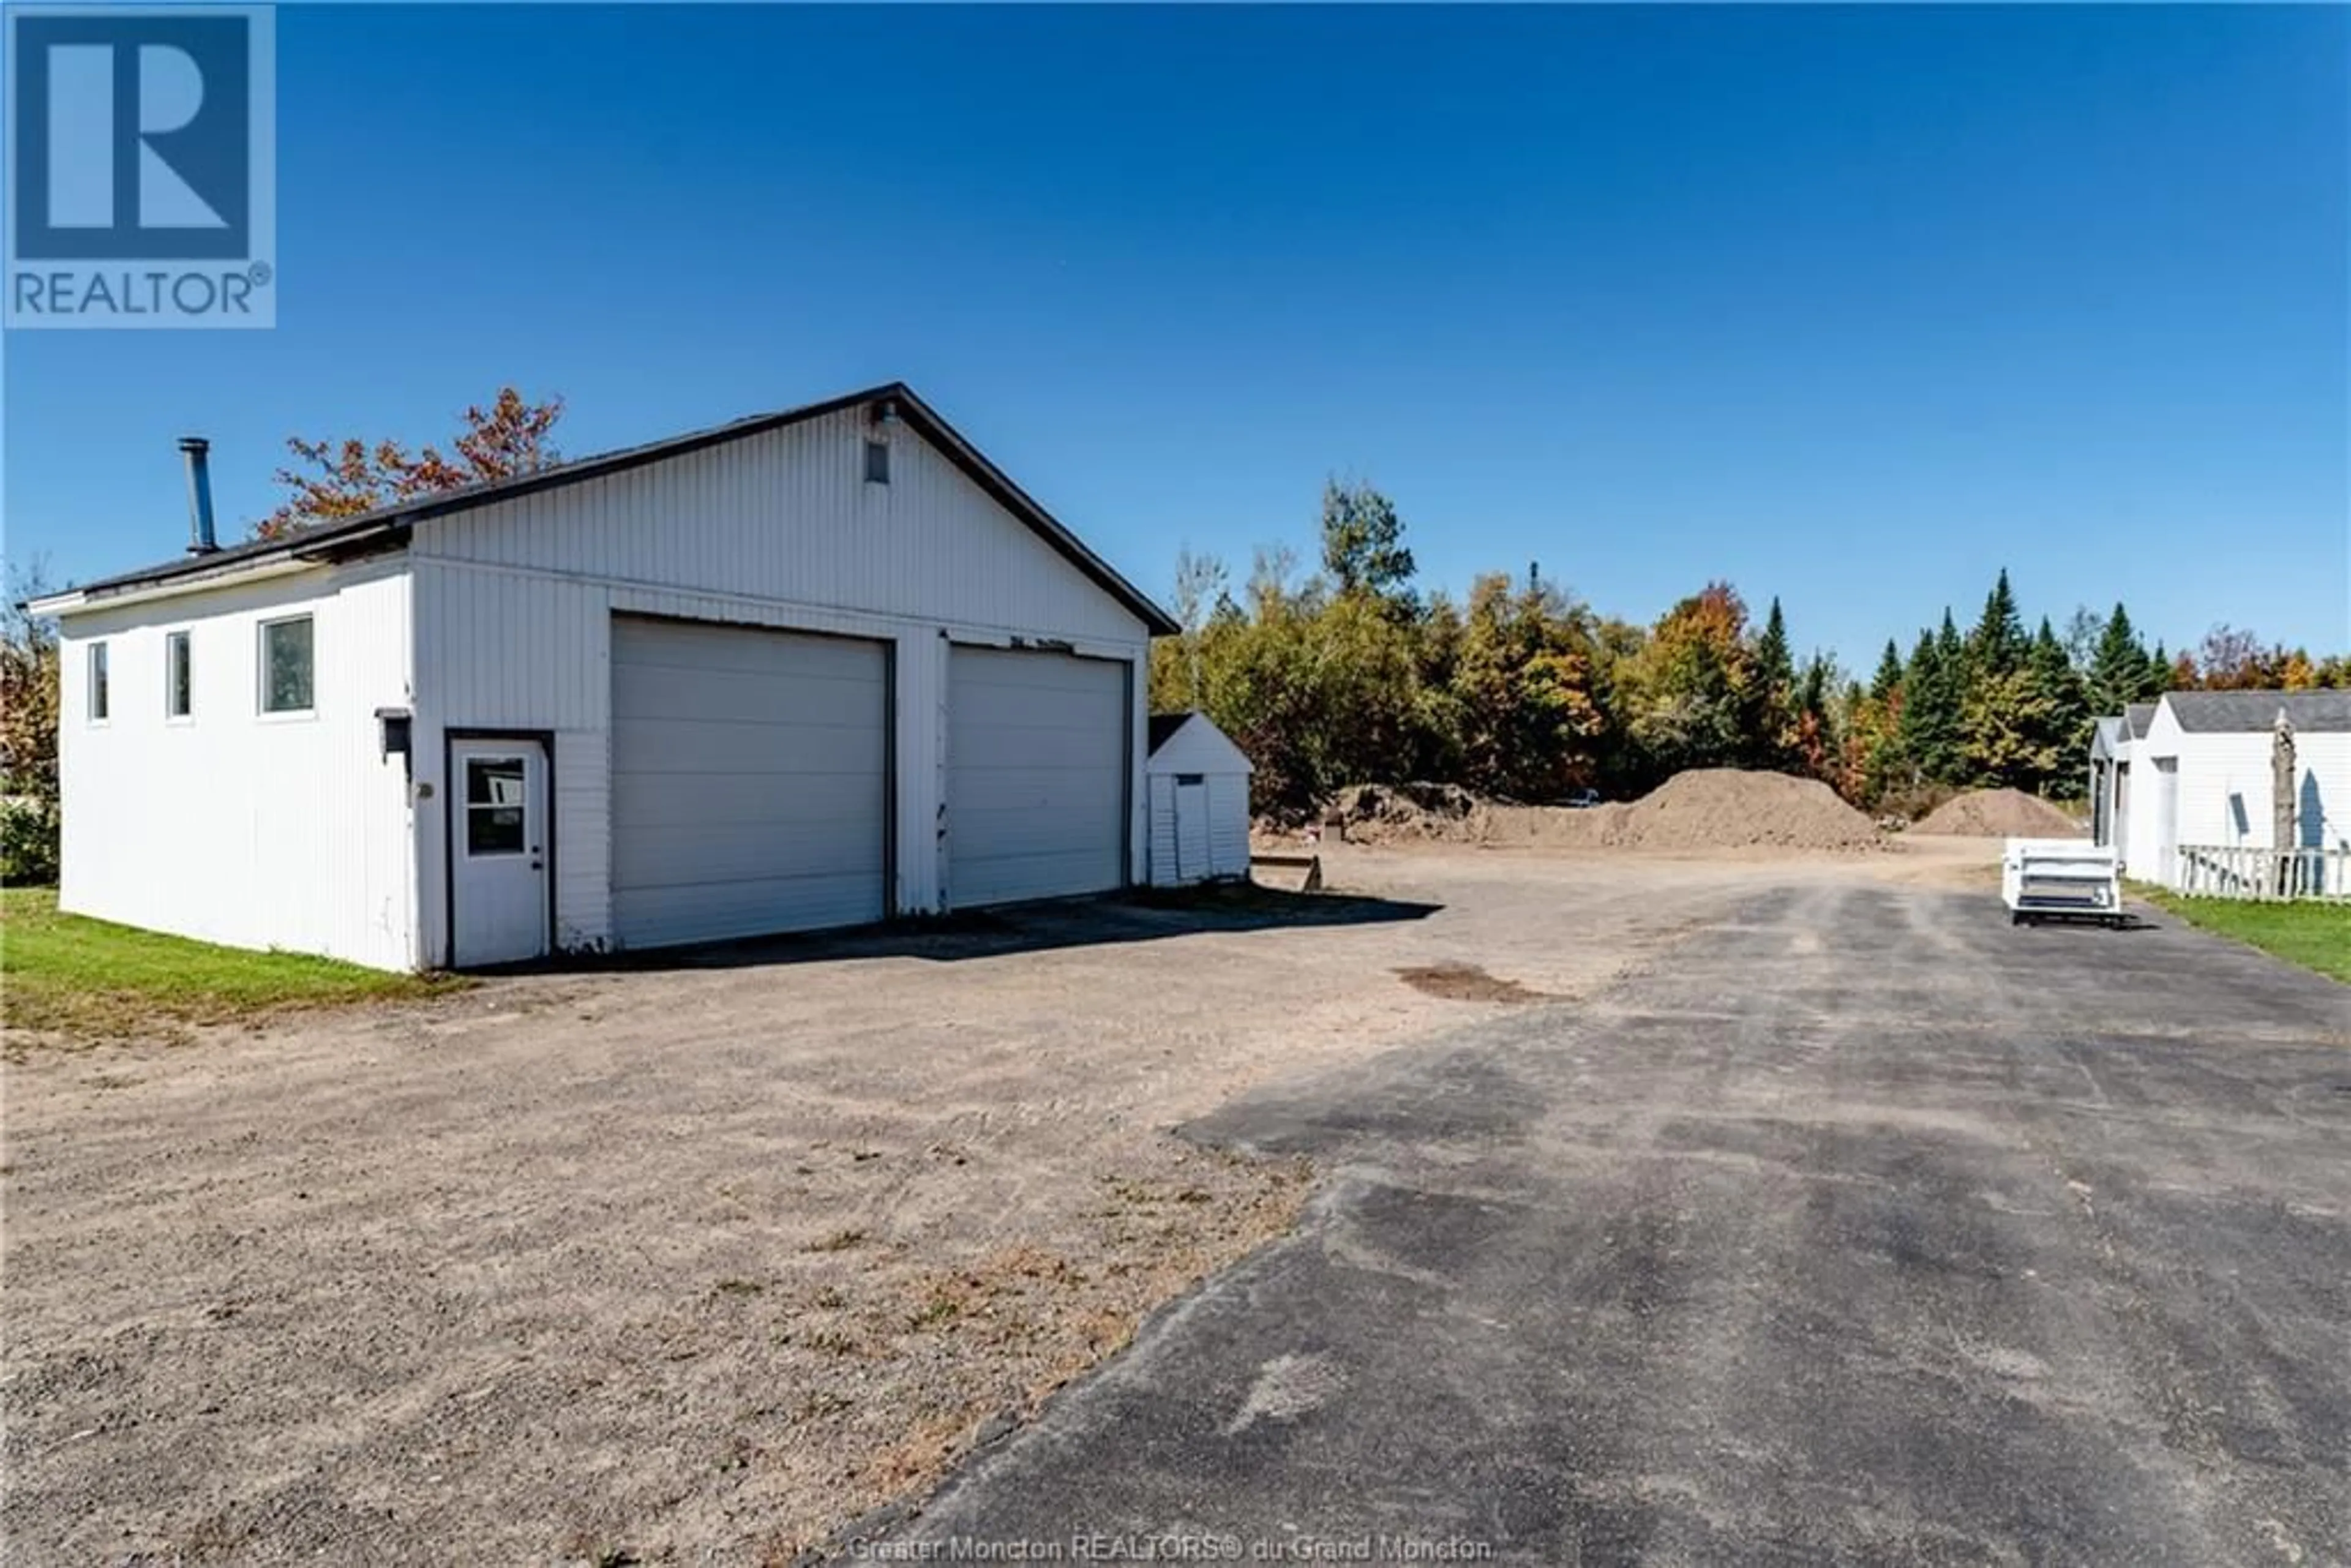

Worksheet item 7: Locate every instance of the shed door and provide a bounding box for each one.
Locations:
[610,616,889,949]
[947,647,1127,907]
[1175,776,1208,882]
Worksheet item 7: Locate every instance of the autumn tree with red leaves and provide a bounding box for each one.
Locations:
[255,388,565,539]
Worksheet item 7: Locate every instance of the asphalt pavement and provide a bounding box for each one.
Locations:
[863,879,2349,1566]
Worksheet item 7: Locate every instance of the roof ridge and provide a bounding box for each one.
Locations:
[37,383,1177,636]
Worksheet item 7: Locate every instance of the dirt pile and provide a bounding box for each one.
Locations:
[1322,781,1488,841]
[1332,769,1887,853]
[1602,768,1885,852]
[1910,788,2082,838]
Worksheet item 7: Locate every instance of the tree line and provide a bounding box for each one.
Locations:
[1147,481,2350,819]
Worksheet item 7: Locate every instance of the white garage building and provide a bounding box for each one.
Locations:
[36,384,1178,969]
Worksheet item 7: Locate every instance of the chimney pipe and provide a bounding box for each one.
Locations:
[178,436,218,555]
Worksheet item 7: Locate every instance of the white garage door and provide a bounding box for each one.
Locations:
[948,647,1128,907]
[611,616,888,948]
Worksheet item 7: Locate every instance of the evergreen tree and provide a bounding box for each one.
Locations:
[1899,621,1963,785]
[1797,653,1831,727]
[1967,568,2028,678]
[1794,652,1836,779]
[1745,596,1799,770]
[2025,617,2091,795]
[1937,608,1965,669]
[1870,638,1903,701]
[2086,603,2148,716]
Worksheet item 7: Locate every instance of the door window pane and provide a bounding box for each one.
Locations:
[260,617,313,713]
[465,758,528,855]
[166,631,193,718]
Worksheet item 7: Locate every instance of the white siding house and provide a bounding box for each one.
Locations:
[2091,690,2351,891]
[1144,711,1253,886]
[36,384,1178,970]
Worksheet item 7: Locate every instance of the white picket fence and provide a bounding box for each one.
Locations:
[2173,844,2351,902]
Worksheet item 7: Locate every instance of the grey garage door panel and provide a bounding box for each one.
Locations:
[610,617,889,948]
[610,814,884,890]
[955,725,1126,771]
[610,768,880,827]
[610,718,882,776]
[947,647,1127,909]
[612,663,880,730]
[613,618,883,679]
[953,675,1125,719]
[613,876,881,948]
[950,847,1120,907]
[950,768,1122,816]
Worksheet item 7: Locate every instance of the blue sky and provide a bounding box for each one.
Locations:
[6,4,2345,669]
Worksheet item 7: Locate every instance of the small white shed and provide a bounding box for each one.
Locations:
[1145,712,1252,886]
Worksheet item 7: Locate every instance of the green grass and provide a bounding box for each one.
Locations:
[2140,888,2351,984]
[1,887,463,1045]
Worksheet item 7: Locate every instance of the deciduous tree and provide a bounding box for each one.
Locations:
[1621,582,1753,779]
[1318,479,1415,607]
[1,561,61,883]
[257,387,566,539]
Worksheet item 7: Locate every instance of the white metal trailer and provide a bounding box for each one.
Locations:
[2002,838,2123,926]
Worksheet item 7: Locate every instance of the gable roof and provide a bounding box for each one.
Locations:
[1144,710,1253,773]
[34,383,1179,635]
[2123,702,2158,740]
[2090,715,2123,760]
[2162,689,2351,735]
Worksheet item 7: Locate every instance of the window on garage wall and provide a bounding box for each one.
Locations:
[165,630,193,719]
[259,615,314,715]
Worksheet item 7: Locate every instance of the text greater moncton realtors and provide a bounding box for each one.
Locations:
[11,266,268,318]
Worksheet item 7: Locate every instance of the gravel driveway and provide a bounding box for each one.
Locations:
[2,847,1779,1564]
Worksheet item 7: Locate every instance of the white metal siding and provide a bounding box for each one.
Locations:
[948,647,1127,906]
[609,617,888,948]
[1147,774,1180,885]
[2119,751,2166,881]
[406,406,1153,961]
[1207,773,1251,879]
[418,407,1146,647]
[2164,732,2351,863]
[54,561,416,970]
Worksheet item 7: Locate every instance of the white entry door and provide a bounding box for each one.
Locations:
[451,738,550,966]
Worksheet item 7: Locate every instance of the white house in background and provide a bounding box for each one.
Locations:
[2090,689,2351,889]
[34,383,1178,970]
[2088,700,2157,866]
[1144,711,1253,886]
